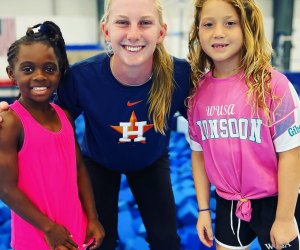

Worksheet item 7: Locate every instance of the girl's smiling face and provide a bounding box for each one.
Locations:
[198,0,243,75]
[7,42,60,105]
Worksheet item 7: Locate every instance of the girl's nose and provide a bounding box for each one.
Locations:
[33,70,47,81]
[127,25,141,41]
[213,24,225,39]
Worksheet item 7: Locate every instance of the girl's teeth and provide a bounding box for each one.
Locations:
[33,87,47,90]
[126,46,142,52]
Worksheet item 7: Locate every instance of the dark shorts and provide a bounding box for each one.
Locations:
[215,193,299,250]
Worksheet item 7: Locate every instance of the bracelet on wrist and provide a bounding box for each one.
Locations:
[198,208,210,212]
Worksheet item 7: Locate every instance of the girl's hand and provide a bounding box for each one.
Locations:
[83,219,105,249]
[54,246,71,250]
[196,211,214,248]
[0,101,9,112]
[270,219,297,250]
[44,222,78,250]
[0,101,10,124]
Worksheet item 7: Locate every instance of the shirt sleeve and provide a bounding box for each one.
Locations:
[271,80,300,152]
[187,97,203,152]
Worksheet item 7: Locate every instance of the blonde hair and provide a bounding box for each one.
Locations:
[188,0,274,121]
[102,0,174,134]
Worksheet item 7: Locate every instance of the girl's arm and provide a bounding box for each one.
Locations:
[192,150,214,247]
[0,111,78,249]
[75,140,105,249]
[64,110,105,249]
[271,147,300,249]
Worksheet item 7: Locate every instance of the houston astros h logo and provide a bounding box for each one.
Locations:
[111,111,154,143]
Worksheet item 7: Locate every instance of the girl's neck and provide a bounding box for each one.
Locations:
[18,98,61,132]
[213,65,241,78]
[212,55,242,78]
[18,98,51,113]
[110,55,153,86]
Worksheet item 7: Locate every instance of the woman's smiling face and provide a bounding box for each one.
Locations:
[101,0,167,69]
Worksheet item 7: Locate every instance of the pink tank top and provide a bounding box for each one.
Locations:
[10,101,87,250]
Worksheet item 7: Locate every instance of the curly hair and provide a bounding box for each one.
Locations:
[188,0,274,122]
[7,21,69,86]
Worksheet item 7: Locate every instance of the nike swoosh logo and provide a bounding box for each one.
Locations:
[127,100,143,107]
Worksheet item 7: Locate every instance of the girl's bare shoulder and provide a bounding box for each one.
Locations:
[0,109,22,138]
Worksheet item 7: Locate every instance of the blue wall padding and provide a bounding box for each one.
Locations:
[119,186,135,205]
[178,202,198,225]
[118,210,136,243]
[0,201,11,248]
[132,216,146,235]
[0,202,10,224]
[123,236,148,250]
[285,72,300,94]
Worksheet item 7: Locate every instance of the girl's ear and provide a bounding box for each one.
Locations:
[101,22,111,42]
[6,66,15,82]
[157,23,167,44]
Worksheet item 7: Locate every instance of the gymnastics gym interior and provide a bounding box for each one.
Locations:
[0,0,300,249]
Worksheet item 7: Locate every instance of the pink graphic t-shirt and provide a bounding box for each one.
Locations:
[10,101,87,249]
[188,69,300,221]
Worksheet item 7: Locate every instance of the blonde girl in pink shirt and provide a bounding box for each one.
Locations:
[188,0,300,249]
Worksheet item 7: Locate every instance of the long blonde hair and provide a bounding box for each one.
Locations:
[102,0,174,134]
[188,0,274,120]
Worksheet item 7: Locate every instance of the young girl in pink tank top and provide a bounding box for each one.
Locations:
[0,21,104,250]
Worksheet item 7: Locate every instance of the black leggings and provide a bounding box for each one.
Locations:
[84,154,180,250]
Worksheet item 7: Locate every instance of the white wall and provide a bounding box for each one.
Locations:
[0,0,99,79]
[0,15,99,79]
[0,0,97,16]
[14,16,98,44]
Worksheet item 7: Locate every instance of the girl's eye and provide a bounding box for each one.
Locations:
[115,20,129,26]
[22,66,33,73]
[44,66,57,73]
[140,20,152,26]
[202,22,213,28]
[226,21,238,27]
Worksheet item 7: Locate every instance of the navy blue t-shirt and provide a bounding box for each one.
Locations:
[55,53,190,172]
